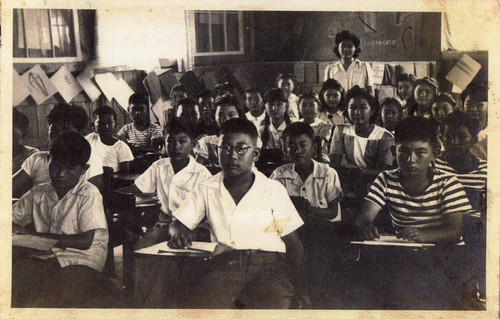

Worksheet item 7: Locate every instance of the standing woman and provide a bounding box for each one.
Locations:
[324,30,374,95]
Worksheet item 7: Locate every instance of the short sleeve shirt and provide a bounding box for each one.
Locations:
[173,171,304,253]
[117,122,163,148]
[12,178,108,272]
[246,111,266,129]
[85,133,134,172]
[13,145,39,174]
[193,135,220,167]
[259,121,288,149]
[135,156,212,215]
[324,59,374,91]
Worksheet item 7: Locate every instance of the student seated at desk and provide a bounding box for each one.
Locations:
[12,132,108,307]
[125,118,212,250]
[174,97,202,139]
[117,93,164,154]
[435,111,487,307]
[270,122,342,284]
[13,104,104,198]
[198,90,219,136]
[169,118,309,309]
[355,116,472,243]
[259,88,293,150]
[245,87,266,129]
[86,106,134,173]
[13,108,39,175]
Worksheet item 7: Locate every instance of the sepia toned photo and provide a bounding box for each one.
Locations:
[2,0,499,317]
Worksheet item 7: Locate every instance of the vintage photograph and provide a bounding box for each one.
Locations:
[4,0,498,316]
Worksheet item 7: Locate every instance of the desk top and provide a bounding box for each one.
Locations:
[112,171,143,182]
[134,241,232,258]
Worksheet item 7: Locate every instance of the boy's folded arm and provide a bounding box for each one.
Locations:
[401,212,463,243]
[35,229,96,250]
[118,161,131,174]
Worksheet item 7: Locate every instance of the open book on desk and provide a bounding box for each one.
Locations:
[135,241,218,256]
[12,234,59,251]
[351,235,435,248]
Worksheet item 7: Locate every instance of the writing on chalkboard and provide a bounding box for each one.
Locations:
[363,40,398,46]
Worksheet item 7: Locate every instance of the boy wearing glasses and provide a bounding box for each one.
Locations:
[169,118,309,309]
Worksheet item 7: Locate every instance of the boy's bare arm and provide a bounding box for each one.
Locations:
[398,212,463,243]
[354,200,382,239]
[12,169,33,198]
[168,219,193,248]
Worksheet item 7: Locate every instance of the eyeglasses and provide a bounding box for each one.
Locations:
[217,145,258,156]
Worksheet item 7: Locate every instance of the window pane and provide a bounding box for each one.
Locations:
[210,12,225,52]
[13,9,27,57]
[226,13,240,52]
[195,12,210,52]
[50,9,76,57]
[23,9,53,58]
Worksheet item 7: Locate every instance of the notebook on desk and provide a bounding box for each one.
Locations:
[351,235,436,248]
[135,241,218,256]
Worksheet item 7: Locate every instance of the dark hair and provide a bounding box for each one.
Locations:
[47,104,88,132]
[298,93,322,110]
[461,83,488,103]
[380,97,402,111]
[166,118,197,141]
[92,106,117,121]
[344,86,379,123]
[13,108,30,136]
[318,79,345,112]
[46,104,70,126]
[283,121,315,142]
[49,132,91,167]
[245,87,262,96]
[129,93,148,106]
[276,73,296,86]
[333,30,361,59]
[261,88,292,148]
[414,77,439,95]
[219,118,258,144]
[433,93,456,107]
[175,97,199,118]
[440,111,480,139]
[197,89,212,100]
[395,116,439,148]
[170,84,188,96]
[397,73,416,84]
[213,81,233,98]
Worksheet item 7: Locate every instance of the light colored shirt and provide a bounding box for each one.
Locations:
[174,170,304,253]
[85,133,134,172]
[246,111,266,129]
[117,122,163,148]
[317,110,349,128]
[13,178,108,272]
[270,160,342,221]
[135,156,212,215]
[194,135,220,167]
[329,124,394,169]
[259,121,288,149]
[324,59,374,91]
[300,118,332,162]
[13,145,39,174]
[288,93,300,122]
[21,148,103,186]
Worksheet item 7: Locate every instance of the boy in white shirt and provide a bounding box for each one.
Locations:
[169,118,309,309]
[86,106,134,173]
[12,132,108,307]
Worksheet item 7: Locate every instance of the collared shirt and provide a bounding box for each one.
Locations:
[259,121,288,149]
[317,110,349,128]
[135,156,212,215]
[324,59,374,91]
[21,149,103,186]
[13,145,39,174]
[329,124,395,169]
[246,111,266,129]
[85,133,134,172]
[174,170,304,253]
[13,178,108,272]
[117,122,163,148]
[270,160,342,221]
[194,135,220,167]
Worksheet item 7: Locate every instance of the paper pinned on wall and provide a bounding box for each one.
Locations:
[13,69,32,106]
[114,77,135,110]
[445,53,482,92]
[143,70,166,105]
[95,72,119,103]
[233,66,253,90]
[76,66,102,102]
[294,63,305,83]
[414,62,429,79]
[21,64,58,104]
[50,65,83,103]
[397,62,415,75]
[371,62,385,85]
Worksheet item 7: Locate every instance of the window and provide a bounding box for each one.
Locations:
[193,11,243,56]
[13,8,82,62]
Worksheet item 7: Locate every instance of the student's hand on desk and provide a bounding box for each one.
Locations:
[168,232,192,249]
[358,224,380,240]
[397,228,432,243]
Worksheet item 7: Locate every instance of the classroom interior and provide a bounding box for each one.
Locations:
[11,8,489,310]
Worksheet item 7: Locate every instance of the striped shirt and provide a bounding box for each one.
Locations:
[435,156,487,215]
[365,168,473,230]
[117,122,163,148]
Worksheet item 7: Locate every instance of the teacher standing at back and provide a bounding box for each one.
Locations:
[324,30,374,95]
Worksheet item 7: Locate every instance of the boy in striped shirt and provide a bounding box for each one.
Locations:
[355,116,472,243]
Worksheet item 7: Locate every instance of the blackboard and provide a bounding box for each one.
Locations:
[253,11,441,62]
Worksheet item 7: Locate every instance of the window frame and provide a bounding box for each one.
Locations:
[13,8,82,63]
[192,10,244,57]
